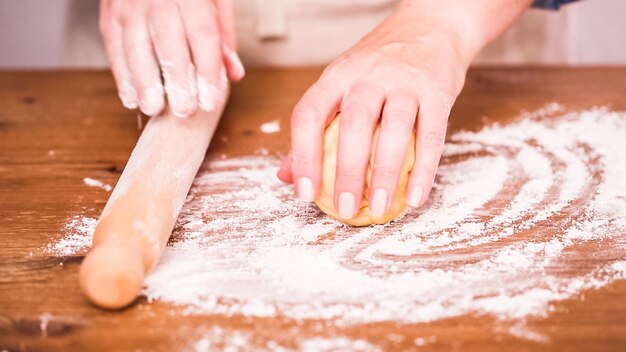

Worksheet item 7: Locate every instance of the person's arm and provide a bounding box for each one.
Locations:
[279,0,533,219]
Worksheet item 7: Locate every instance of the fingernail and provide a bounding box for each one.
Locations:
[119,82,138,109]
[197,75,221,112]
[407,186,423,207]
[297,177,314,202]
[370,188,388,217]
[338,192,356,219]
[224,45,245,80]
[140,84,165,116]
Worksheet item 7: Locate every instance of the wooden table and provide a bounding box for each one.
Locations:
[1,68,625,351]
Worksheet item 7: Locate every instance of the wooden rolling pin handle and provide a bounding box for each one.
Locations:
[79,237,144,309]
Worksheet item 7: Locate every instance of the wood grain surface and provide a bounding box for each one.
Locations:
[1,68,626,351]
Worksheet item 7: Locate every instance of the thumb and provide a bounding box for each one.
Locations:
[277,151,294,184]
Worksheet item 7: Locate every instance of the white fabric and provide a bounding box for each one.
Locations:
[235,0,399,66]
[60,0,398,67]
[57,0,610,68]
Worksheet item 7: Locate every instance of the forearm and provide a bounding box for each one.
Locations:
[378,0,534,68]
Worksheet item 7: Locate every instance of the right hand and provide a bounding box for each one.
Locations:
[99,0,244,117]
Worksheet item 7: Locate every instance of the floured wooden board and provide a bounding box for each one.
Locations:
[1,69,626,352]
[46,105,626,350]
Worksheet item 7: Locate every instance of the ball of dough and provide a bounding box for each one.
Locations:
[314,114,416,226]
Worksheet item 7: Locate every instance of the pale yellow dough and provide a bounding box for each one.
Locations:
[314,115,416,226]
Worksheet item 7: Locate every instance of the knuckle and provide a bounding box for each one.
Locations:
[162,61,191,78]
[187,29,219,46]
[292,154,318,173]
[321,62,342,78]
[147,0,172,12]
[342,109,374,132]
[116,13,129,27]
[124,34,152,55]
[321,63,336,76]
[386,87,416,103]
[419,131,446,150]
[373,165,398,181]
[156,18,181,34]
[348,78,373,96]
[292,105,321,127]
[338,166,364,182]
[317,73,342,87]
[417,163,438,179]
[346,81,380,100]
[382,111,415,130]
[110,2,129,23]
[187,19,211,35]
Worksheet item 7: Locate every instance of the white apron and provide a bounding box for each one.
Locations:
[60,0,574,68]
[62,0,399,67]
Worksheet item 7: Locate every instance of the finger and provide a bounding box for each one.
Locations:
[123,14,165,116]
[277,151,294,184]
[369,89,418,217]
[406,95,453,207]
[179,0,226,112]
[215,0,245,81]
[100,4,137,109]
[214,0,237,50]
[222,44,245,82]
[334,82,385,220]
[291,80,344,202]
[148,2,198,118]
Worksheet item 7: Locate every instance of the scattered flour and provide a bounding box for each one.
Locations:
[50,106,626,345]
[260,120,281,134]
[46,216,97,256]
[192,327,250,352]
[299,337,380,352]
[83,177,112,192]
[505,323,550,344]
[191,329,378,352]
[413,336,437,347]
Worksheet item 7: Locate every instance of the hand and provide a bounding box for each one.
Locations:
[99,0,244,117]
[278,10,470,219]
[279,0,532,220]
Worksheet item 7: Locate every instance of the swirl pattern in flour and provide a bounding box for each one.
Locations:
[51,106,626,325]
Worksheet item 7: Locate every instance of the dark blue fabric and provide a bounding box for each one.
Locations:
[532,0,579,10]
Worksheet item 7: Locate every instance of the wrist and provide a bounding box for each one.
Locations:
[389,0,532,68]
[390,1,482,68]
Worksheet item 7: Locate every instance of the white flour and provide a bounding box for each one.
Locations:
[47,216,97,256]
[191,328,378,352]
[83,177,112,192]
[260,120,281,134]
[49,106,626,339]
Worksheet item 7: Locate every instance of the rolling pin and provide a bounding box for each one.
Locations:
[79,90,227,309]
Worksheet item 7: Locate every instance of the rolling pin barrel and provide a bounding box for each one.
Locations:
[79,99,225,309]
